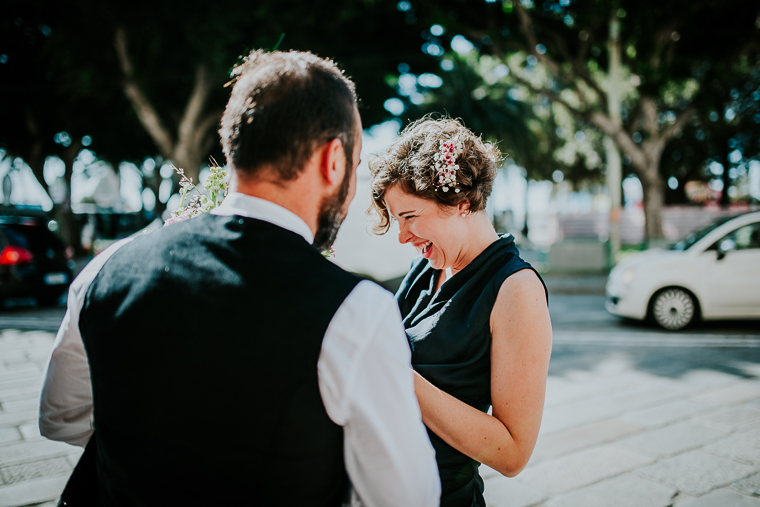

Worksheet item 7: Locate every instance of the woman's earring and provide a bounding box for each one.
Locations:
[461,213,467,217]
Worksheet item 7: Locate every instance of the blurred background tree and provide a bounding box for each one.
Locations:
[401,0,760,243]
[662,56,760,207]
[2,0,760,252]
[0,0,440,248]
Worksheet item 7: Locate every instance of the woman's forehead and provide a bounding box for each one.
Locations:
[386,185,428,214]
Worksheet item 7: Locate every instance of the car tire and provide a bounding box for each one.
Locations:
[651,288,697,331]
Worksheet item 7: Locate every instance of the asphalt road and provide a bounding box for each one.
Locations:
[549,294,760,348]
[2,293,757,342]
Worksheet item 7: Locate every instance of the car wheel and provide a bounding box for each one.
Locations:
[651,288,696,331]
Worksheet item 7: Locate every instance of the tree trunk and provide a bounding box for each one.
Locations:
[114,28,220,187]
[57,141,84,253]
[23,111,49,196]
[590,96,692,244]
[640,169,665,241]
[720,146,731,208]
[19,110,84,252]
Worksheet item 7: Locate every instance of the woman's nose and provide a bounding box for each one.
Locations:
[398,223,413,245]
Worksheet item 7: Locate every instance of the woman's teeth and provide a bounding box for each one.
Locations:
[419,240,432,254]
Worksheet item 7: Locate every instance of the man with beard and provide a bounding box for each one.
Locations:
[39,51,440,507]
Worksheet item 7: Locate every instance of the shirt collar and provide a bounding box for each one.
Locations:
[211,192,314,244]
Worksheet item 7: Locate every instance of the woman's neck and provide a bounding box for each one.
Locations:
[435,213,500,292]
[450,213,500,275]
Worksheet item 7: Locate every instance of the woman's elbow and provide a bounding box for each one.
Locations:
[500,464,527,478]
[493,452,532,478]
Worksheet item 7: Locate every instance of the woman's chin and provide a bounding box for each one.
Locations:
[427,256,444,270]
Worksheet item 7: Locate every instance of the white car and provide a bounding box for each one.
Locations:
[606,211,760,330]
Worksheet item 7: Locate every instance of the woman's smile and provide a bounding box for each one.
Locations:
[414,240,433,256]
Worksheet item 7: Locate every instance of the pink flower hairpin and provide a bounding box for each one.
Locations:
[433,138,464,193]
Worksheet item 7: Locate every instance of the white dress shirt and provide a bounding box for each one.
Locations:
[39,192,440,507]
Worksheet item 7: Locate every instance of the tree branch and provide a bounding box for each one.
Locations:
[178,65,214,147]
[511,2,599,110]
[589,111,647,169]
[114,27,175,158]
[541,24,608,110]
[661,105,694,142]
[508,69,588,120]
[641,97,659,138]
[190,111,222,155]
[513,1,560,76]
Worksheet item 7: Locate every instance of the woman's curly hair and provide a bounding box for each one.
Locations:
[369,117,502,234]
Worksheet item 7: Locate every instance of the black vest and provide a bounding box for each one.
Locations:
[80,214,360,506]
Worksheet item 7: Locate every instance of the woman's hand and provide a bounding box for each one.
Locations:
[413,269,552,477]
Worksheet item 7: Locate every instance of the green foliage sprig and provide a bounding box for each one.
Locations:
[163,159,335,258]
[164,161,228,226]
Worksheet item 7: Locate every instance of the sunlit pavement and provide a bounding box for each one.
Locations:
[0,326,80,507]
[0,298,759,506]
[482,296,760,507]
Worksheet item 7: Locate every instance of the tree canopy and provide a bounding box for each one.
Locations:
[399,0,760,240]
[2,0,760,249]
[0,0,441,246]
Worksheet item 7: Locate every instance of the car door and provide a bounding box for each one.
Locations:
[707,221,760,317]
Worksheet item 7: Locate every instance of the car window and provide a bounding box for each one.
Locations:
[719,222,760,250]
[670,216,736,251]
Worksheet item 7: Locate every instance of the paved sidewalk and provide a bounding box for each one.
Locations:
[0,327,759,506]
[0,329,82,507]
[483,343,760,507]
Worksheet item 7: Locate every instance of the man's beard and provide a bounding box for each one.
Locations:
[312,168,351,252]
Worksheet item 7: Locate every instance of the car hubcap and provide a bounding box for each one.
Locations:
[653,289,695,330]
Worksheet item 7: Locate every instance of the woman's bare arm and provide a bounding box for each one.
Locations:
[413,269,552,477]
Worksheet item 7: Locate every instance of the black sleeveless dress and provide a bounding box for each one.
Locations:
[395,235,547,507]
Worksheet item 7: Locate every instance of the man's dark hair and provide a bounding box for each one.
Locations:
[220,50,358,181]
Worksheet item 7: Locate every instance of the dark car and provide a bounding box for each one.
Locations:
[0,210,73,306]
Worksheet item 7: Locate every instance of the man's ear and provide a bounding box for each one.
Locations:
[320,138,346,188]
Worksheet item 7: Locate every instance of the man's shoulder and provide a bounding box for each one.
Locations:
[331,280,398,341]
[110,214,237,260]
[344,279,395,307]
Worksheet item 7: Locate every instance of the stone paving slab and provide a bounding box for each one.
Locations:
[704,426,760,467]
[517,444,654,495]
[733,473,760,497]
[0,476,68,507]
[544,473,677,507]
[677,487,760,507]
[543,371,648,408]
[0,330,79,507]
[619,400,713,429]
[0,437,75,468]
[2,327,760,506]
[540,397,625,434]
[481,468,548,507]
[637,449,756,496]
[617,420,726,458]
[692,403,760,433]
[0,456,72,486]
[530,418,643,464]
[689,380,760,407]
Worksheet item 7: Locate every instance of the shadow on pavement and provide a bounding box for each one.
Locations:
[549,344,760,381]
